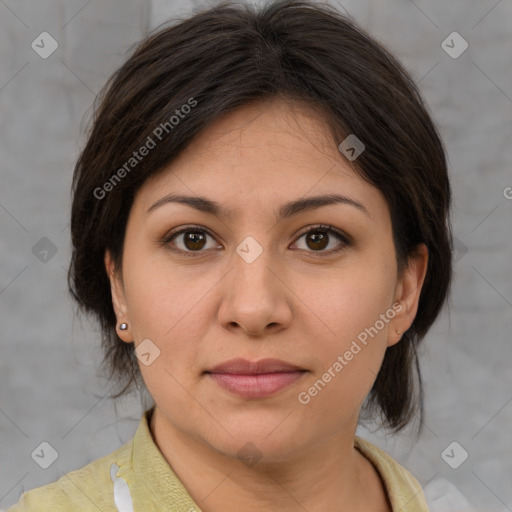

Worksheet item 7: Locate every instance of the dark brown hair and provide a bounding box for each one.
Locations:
[68,0,452,434]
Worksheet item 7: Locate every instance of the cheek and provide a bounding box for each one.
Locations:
[123,248,194,335]
[122,260,207,410]
[297,254,396,347]
[293,257,396,412]
[295,301,390,430]
[121,251,221,378]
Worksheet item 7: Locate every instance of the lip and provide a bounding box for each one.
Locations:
[205,358,307,399]
[207,357,304,375]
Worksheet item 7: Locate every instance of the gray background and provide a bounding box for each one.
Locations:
[1,0,511,510]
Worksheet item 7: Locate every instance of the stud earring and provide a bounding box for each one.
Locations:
[119,323,128,331]
[396,330,401,335]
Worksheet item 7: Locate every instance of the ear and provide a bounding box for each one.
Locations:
[388,243,429,347]
[104,249,133,343]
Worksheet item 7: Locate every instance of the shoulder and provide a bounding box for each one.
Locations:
[6,439,134,512]
[354,436,430,512]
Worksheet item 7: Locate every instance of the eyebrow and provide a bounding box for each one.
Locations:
[146,192,369,219]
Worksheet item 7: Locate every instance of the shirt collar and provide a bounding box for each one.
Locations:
[354,436,429,511]
[129,407,202,511]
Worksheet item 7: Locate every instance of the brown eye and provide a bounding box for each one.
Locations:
[305,231,329,250]
[292,225,350,254]
[182,231,208,250]
[162,224,350,258]
[164,228,219,255]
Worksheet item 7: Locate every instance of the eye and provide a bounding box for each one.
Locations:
[291,224,350,255]
[160,223,350,258]
[162,226,220,257]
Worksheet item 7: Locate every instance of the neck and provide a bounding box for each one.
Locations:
[149,407,373,512]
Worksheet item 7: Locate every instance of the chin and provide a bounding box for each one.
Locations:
[206,418,309,465]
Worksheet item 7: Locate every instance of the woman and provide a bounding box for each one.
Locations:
[8,0,452,510]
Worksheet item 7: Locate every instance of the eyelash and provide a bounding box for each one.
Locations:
[160,224,351,258]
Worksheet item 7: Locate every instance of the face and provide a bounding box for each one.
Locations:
[106,97,427,463]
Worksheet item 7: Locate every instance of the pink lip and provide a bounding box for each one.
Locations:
[206,358,307,399]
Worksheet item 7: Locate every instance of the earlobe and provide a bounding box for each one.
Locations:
[386,326,403,348]
[104,250,133,343]
[388,243,429,346]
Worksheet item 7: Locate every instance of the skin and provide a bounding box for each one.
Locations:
[105,97,428,512]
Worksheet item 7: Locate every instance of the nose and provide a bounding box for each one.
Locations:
[217,246,293,337]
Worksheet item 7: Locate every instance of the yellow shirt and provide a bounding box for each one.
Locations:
[7,407,429,511]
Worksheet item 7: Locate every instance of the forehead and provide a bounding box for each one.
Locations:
[185,97,336,157]
[135,98,386,219]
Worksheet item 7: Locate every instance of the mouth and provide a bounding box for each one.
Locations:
[204,358,307,399]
